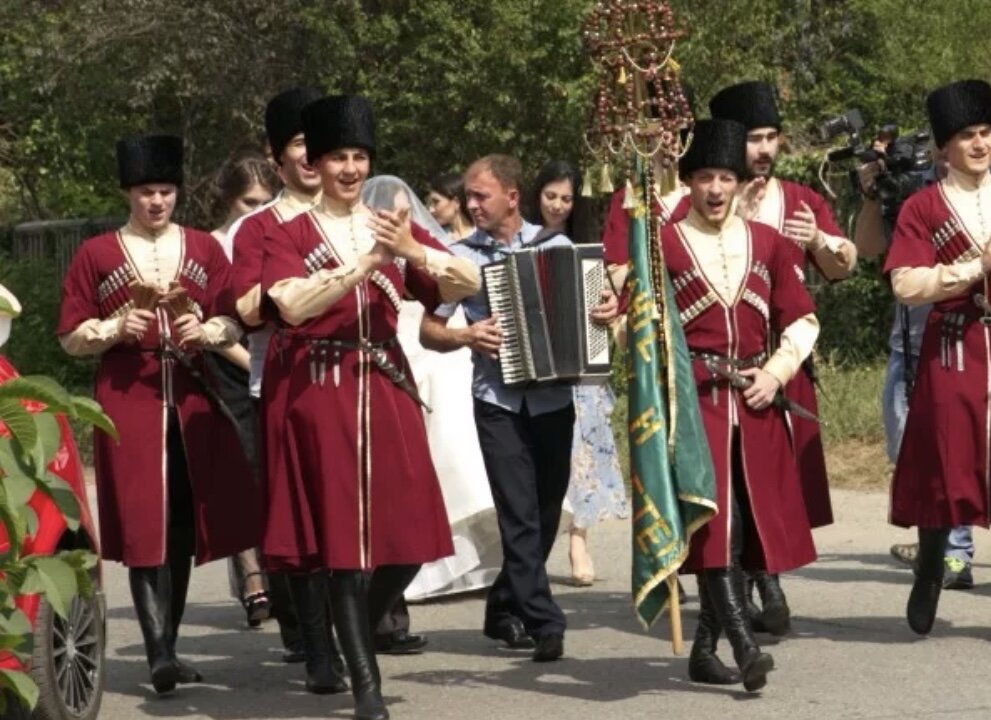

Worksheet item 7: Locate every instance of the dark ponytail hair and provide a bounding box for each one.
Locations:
[429,171,471,226]
[211,153,281,225]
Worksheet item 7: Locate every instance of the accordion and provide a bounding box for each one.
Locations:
[483,243,611,387]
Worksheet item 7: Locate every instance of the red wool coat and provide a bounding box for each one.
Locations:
[884,183,991,528]
[259,211,455,571]
[231,204,295,521]
[661,219,818,573]
[57,228,261,567]
[752,179,844,529]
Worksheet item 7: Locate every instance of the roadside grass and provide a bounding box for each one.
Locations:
[816,361,890,492]
[611,360,891,493]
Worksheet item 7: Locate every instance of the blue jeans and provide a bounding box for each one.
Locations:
[883,350,974,563]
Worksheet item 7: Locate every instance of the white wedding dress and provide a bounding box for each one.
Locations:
[396,301,502,600]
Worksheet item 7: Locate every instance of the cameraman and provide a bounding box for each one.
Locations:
[854,142,974,591]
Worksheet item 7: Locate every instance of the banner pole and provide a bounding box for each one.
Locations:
[667,575,684,655]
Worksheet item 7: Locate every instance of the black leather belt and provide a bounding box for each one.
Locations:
[689,351,768,369]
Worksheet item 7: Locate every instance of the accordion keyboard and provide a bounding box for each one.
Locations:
[482,263,529,385]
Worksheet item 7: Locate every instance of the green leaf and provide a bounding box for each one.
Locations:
[0,472,34,512]
[35,412,61,466]
[0,668,39,710]
[0,564,26,595]
[74,565,93,600]
[18,567,43,595]
[36,472,80,532]
[0,608,31,637]
[0,376,73,414]
[69,395,118,440]
[57,548,97,571]
[22,506,38,539]
[24,556,77,619]
[0,398,37,460]
[0,495,25,559]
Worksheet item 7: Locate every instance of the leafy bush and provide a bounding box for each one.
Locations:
[0,373,115,716]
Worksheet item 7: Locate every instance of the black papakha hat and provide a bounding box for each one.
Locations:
[926,79,991,147]
[709,81,782,131]
[679,119,748,180]
[116,135,183,189]
[265,86,324,162]
[302,95,376,164]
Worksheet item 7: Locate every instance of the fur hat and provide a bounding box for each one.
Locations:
[116,135,183,188]
[302,95,376,164]
[709,81,781,131]
[926,79,991,147]
[679,119,748,180]
[265,86,324,162]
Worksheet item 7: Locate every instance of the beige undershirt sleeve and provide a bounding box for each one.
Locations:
[268,260,371,326]
[762,313,820,387]
[419,247,481,302]
[811,232,858,280]
[200,316,242,348]
[890,260,984,306]
[59,317,122,357]
[236,285,263,327]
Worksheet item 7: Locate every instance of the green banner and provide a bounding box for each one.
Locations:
[628,173,718,628]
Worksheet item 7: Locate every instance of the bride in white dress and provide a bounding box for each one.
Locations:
[363,175,501,600]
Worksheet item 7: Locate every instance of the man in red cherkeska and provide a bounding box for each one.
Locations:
[663,118,819,692]
[228,85,351,694]
[883,79,991,635]
[58,134,261,695]
[258,94,479,720]
[708,80,856,633]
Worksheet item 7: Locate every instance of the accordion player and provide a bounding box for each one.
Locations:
[483,243,611,387]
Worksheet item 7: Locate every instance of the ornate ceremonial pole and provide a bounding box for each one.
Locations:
[581,1,716,656]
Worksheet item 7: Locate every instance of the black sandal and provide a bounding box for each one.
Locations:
[241,573,272,628]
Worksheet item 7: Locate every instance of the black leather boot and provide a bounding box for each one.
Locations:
[688,574,738,685]
[268,570,305,662]
[289,572,349,694]
[753,572,790,636]
[907,527,950,635]
[167,538,203,684]
[704,568,774,692]
[322,582,349,680]
[129,567,179,694]
[367,565,421,633]
[744,573,765,632]
[330,571,388,720]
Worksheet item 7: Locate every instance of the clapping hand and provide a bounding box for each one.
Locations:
[369,207,424,263]
[782,201,819,247]
[737,177,768,219]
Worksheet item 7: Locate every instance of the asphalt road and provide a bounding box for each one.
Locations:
[92,488,991,720]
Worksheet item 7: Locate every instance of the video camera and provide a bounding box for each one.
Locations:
[820,109,933,223]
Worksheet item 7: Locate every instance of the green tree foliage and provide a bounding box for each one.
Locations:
[0,0,594,226]
[1,0,988,224]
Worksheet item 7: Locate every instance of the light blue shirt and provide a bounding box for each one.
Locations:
[435,220,575,415]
